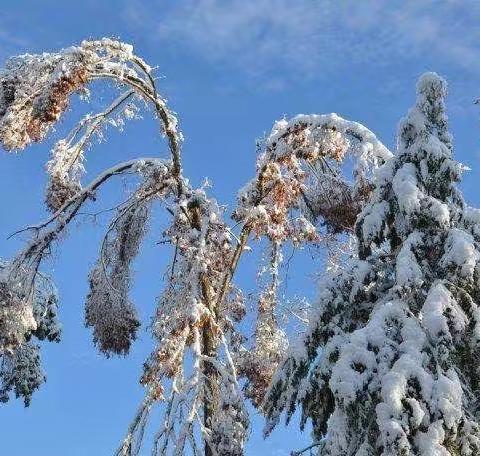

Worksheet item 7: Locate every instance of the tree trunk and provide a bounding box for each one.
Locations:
[202,321,219,456]
[201,277,219,456]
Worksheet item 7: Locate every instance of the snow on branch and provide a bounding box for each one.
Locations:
[232,113,391,408]
[86,160,177,356]
[234,113,392,240]
[1,158,169,355]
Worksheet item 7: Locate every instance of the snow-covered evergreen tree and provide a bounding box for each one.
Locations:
[264,73,480,455]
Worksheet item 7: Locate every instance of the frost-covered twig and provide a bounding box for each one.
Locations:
[290,441,324,456]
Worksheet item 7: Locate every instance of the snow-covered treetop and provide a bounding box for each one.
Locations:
[356,72,464,259]
[264,73,480,456]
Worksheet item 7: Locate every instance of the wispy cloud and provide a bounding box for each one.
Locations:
[0,17,30,62]
[123,0,480,85]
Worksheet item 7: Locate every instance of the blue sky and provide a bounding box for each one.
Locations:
[1,1,480,455]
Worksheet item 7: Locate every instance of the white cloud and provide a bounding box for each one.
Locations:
[0,19,30,62]
[123,0,480,84]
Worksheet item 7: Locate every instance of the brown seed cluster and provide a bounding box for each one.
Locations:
[45,176,82,212]
[26,69,89,144]
[0,56,90,151]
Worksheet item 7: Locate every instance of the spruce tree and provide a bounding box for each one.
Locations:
[264,73,480,455]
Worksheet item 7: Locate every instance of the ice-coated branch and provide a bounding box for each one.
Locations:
[1,158,168,355]
[230,113,391,409]
[45,89,136,211]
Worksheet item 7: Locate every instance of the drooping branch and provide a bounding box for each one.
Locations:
[1,158,169,355]
[45,90,136,211]
[0,38,183,195]
[231,113,392,407]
